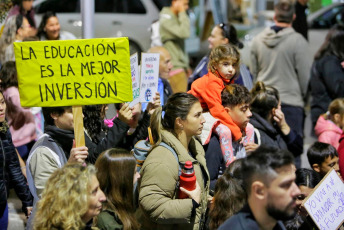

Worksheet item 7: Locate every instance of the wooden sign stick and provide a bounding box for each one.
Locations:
[72,105,85,147]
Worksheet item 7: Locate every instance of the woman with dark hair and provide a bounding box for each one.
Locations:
[0,14,31,65]
[310,24,344,128]
[250,81,303,159]
[188,22,253,90]
[0,89,33,228]
[37,11,76,40]
[209,159,246,230]
[95,148,140,230]
[284,168,321,230]
[0,61,36,160]
[139,93,209,229]
[6,0,36,33]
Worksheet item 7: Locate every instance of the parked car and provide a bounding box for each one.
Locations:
[33,0,163,55]
[239,2,344,67]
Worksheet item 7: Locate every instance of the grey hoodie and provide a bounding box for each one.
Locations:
[250,26,311,107]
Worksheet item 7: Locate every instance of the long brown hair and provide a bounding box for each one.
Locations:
[95,148,139,230]
[209,159,246,229]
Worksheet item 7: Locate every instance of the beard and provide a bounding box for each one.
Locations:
[266,199,297,221]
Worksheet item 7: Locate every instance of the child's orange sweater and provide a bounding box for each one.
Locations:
[188,72,242,141]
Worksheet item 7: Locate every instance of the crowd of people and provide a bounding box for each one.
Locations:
[0,0,344,229]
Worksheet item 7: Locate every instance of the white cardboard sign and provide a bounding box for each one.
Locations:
[129,53,140,107]
[139,53,159,103]
[303,169,344,230]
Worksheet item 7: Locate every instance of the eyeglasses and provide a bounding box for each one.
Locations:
[219,23,229,39]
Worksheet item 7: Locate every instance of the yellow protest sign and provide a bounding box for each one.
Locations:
[14,37,132,107]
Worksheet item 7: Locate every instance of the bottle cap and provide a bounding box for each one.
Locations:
[184,161,193,169]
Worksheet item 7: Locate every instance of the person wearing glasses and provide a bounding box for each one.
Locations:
[188,22,253,91]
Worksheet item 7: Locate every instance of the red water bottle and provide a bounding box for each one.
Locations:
[178,161,196,199]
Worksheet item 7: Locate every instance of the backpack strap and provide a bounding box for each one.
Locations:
[254,128,261,146]
[159,142,182,198]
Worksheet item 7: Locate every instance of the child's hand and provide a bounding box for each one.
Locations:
[244,142,259,154]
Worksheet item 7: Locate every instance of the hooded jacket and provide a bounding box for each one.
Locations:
[314,115,342,149]
[250,27,311,107]
[250,112,303,156]
[139,130,209,230]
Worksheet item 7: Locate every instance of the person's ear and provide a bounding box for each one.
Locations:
[251,181,266,200]
[333,113,341,124]
[224,107,231,114]
[223,37,229,44]
[312,163,320,173]
[50,112,58,120]
[175,117,184,130]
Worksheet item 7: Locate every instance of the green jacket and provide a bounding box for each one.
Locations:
[138,130,210,230]
[96,209,123,230]
[159,7,190,70]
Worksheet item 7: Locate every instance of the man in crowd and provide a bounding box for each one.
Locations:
[219,146,301,229]
[250,0,312,167]
[159,0,190,93]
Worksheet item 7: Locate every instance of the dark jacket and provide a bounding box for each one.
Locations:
[204,134,225,194]
[250,112,303,157]
[310,55,344,127]
[117,111,151,151]
[292,1,308,40]
[0,128,32,209]
[218,205,287,230]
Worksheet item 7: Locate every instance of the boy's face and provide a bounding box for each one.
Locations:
[225,103,252,131]
[315,155,339,176]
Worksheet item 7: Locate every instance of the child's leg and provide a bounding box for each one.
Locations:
[215,124,234,167]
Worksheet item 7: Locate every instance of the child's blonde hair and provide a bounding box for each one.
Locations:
[208,44,240,76]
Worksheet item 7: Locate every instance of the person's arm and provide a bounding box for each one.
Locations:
[294,37,312,101]
[250,39,259,80]
[6,138,32,215]
[321,56,344,98]
[139,148,194,224]
[159,9,190,40]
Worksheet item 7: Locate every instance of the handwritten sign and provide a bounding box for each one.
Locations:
[14,37,132,107]
[303,169,344,230]
[139,53,159,103]
[129,53,140,107]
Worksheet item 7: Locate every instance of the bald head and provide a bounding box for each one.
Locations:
[148,46,173,79]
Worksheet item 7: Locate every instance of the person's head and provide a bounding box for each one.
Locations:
[221,84,252,131]
[242,146,300,221]
[250,81,280,121]
[150,93,204,144]
[209,159,246,229]
[34,164,106,229]
[42,106,74,130]
[0,61,18,90]
[274,0,295,24]
[148,46,173,79]
[307,141,339,176]
[0,90,6,123]
[170,0,189,13]
[208,23,243,50]
[83,105,107,144]
[314,24,344,60]
[294,168,321,216]
[95,148,140,229]
[327,98,344,129]
[37,11,61,40]
[15,15,31,40]
[20,0,34,12]
[208,44,240,81]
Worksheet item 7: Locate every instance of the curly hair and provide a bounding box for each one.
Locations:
[95,148,140,230]
[33,164,97,230]
[83,105,107,144]
[209,159,246,230]
[207,44,240,76]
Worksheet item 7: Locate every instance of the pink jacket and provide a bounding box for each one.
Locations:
[314,116,342,149]
[3,87,36,147]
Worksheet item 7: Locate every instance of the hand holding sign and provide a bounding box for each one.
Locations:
[68,140,88,164]
[146,92,161,115]
[118,103,133,125]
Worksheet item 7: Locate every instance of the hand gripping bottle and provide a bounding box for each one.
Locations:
[178,161,196,199]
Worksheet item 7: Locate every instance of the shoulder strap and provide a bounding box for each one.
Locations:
[254,128,261,146]
[159,142,181,176]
